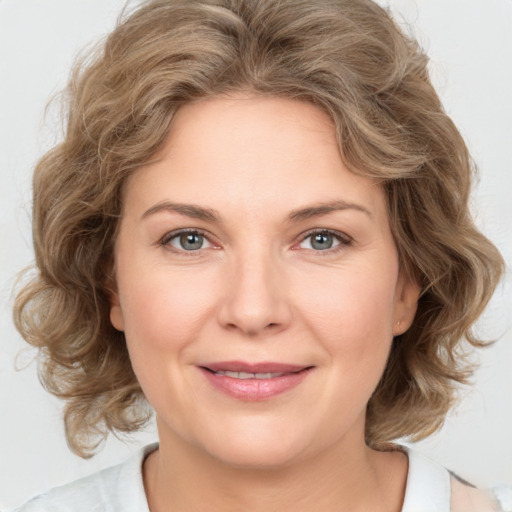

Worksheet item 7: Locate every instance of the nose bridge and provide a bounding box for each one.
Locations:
[217,242,291,336]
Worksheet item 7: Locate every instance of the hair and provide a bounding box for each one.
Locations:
[14,0,504,457]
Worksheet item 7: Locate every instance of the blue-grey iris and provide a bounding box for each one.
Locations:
[311,233,333,250]
[180,233,203,250]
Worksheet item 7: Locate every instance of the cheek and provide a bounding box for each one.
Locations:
[293,261,399,402]
[114,258,222,377]
[115,265,218,409]
[120,275,210,346]
[297,264,398,342]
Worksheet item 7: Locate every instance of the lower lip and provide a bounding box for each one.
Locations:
[199,367,312,401]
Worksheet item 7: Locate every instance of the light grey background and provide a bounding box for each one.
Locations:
[1,0,511,508]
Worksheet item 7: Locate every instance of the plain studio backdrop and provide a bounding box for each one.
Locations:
[0,0,511,508]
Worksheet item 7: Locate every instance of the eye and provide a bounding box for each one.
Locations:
[161,230,214,251]
[297,230,351,251]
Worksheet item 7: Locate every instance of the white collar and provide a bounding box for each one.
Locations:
[401,447,451,512]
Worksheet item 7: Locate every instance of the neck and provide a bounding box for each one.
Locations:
[143,424,408,512]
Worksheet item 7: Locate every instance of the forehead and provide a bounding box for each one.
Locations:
[162,94,339,173]
[122,95,386,222]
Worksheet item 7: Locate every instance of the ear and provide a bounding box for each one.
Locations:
[110,295,125,332]
[105,275,125,332]
[392,270,420,336]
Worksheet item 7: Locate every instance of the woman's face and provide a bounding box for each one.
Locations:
[110,96,419,468]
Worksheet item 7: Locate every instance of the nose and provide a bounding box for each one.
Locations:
[217,248,293,337]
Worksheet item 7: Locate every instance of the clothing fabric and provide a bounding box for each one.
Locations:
[5,444,511,511]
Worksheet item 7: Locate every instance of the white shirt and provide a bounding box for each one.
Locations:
[5,444,511,511]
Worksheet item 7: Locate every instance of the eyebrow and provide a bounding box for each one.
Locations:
[287,200,372,222]
[141,199,372,223]
[142,201,220,222]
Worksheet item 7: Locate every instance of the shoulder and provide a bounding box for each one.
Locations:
[450,474,502,512]
[402,447,508,512]
[492,484,512,512]
[4,444,157,512]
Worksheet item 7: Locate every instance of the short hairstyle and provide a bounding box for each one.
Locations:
[14,0,504,457]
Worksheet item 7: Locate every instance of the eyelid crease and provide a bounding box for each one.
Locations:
[158,228,353,257]
[159,227,214,247]
[298,228,353,243]
[294,228,354,253]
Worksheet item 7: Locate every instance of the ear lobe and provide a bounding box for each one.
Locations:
[105,275,125,332]
[393,272,421,336]
[110,298,125,332]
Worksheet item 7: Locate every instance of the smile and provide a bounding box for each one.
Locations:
[211,371,285,379]
[199,361,313,401]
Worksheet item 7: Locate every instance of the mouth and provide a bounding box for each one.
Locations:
[209,370,289,380]
[198,361,314,401]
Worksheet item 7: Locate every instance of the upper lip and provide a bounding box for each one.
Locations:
[200,361,311,374]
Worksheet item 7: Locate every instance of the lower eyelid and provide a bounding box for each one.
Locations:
[159,229,352,252]
[299,230,352,246]
[160,230,211,247]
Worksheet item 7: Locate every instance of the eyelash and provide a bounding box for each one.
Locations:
[296,228,353,255]
[158,228,353,256]
[159,228,215,257]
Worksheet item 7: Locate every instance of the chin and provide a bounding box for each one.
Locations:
[208,439,305,470]
[193,418,314,470]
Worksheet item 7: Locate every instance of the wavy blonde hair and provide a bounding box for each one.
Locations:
[14,0,504,457]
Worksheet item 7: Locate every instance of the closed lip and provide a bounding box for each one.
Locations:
[199,361,311,374]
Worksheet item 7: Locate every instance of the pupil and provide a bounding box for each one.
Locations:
[180,233,203,250]
[312,233,333,250]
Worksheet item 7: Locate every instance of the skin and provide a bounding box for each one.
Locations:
[110,96,420,512]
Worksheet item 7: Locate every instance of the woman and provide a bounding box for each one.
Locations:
[5,0,510,510]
